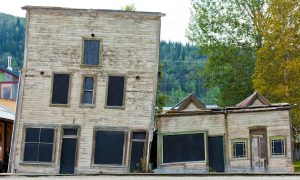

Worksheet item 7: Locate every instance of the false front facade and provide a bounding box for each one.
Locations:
[10,6,163,174]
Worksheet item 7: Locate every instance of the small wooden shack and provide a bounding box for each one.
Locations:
[156,92,293,173]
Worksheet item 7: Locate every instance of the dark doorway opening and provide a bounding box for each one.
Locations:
[208,136,225,172]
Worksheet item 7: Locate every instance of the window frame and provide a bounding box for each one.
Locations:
[105,75,127,109]
[81,37,102,67]
[91,127,128,167]
[49,72,71,107]
[80,75,97,107]
[270,136,286,157]
[231,138,248,160]
[21,125,58,165]
[158,131,208,165]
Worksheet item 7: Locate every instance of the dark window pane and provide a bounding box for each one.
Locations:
[84,40,100,65]
[83,91,93,104]
[130,142,144,172]
[51,74,70,104]
[84,77,94,90]
[107,76,125,106]
[272,139,284,155]
[234,142,246,158]
[133,132,146,140]
[163,133,205,163]
[94,130,125,165]
[23,143,38,161]
[40,128,54,143]
[38,143,53,162]
[25,128,40,142]
[63,128,78,136]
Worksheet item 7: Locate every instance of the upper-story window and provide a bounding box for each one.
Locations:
[82,39,101,66]
[51,73,70,105]
[106,76,125,107]
[81,76,95,105]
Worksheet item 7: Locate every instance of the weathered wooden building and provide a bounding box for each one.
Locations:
[10,6,164,174]
[156,92,293,173]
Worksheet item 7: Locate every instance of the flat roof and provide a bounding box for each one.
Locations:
[22,6,165,17]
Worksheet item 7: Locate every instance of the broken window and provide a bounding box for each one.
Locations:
[94,130,125,165]
[271,138,285,156]
[130,132,147,172]
[162,133,206,163]
[23,128,55,162]
[106,76,125,107]
[81,77,95,105]
[51,74,70,104]
[83,40,100,65]
[233,141,247,158]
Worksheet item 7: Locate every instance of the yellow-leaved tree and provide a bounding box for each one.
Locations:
[253,0,300,128]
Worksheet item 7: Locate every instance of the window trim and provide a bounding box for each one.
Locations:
[270,136,286,157]
[21,124,58,165]
[80,75,97,107]
[80,37,102,67]
[231,138,248,160]
[91,127,128,167]
[105,75,127,109]
[158,131,208,165]
[49,72,71,107]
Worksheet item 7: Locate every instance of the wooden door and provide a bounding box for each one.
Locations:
[250,128,267,172]
[208,136,225,172]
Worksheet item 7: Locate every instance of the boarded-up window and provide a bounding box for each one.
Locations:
[51,74,70,104]
[271,138,285,156]
[106,76,125,107]
[83,40,100,65]
[163,133,205,163]
[23,128,55,162]
[233,141,246,158]
[81,77,94,104]
[94,130,125,165]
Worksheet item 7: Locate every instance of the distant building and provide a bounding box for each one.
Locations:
[10,6,164,174]
[0,57,19,100]
[156,92,293,173]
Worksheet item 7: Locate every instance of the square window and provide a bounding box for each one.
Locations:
[106,76,125,107]
[271,138,285,156]
[233,141,247,158]
[81,77,95,105]
[23,128,55,163]
[51,74,70,105]
[94,130,125,165]
[83,40,100,65]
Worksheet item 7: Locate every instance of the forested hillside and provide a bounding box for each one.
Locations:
[0,13,25,69]
[0,13,214,106]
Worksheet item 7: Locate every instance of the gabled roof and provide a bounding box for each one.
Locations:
[171,94,207,111]
[236,91,271,108]
[0,66,19,78]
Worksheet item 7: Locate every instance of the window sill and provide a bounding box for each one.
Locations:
[80,64,100,68]
[270,155,286,158]
[90,164,126,168]
[104,106,125,110]
[232,157,248,160]
[160,161,207,166]
[49,104,71,108]
[79,104,96,108]
[20,161,55,166]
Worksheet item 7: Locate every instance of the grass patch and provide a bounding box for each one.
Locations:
[295,161,300,172]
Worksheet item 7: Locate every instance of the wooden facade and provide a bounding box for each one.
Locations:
[10,6,163,174]
[156,92,293,173]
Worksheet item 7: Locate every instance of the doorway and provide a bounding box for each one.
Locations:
[59,128,78,174]
[250,128,267,172]
[208,136,225,172]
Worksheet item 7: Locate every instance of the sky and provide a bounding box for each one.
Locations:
[0,0,192,43]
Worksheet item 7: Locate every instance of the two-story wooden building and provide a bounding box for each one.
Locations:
[10,6,164,174]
